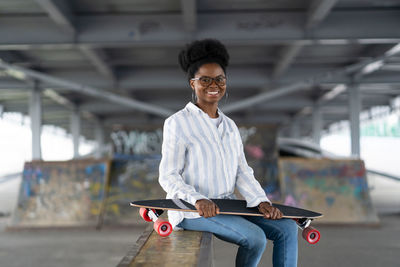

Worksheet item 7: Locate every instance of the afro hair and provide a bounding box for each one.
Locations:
[178,39,230,81]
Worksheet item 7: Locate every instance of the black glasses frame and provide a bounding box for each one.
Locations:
[191,76,227,87]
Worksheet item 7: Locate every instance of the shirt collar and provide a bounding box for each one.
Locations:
[185,102,225,118]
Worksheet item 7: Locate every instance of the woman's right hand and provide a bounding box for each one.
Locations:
[195,199,220,218]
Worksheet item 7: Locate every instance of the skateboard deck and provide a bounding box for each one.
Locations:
[131,199,323,244]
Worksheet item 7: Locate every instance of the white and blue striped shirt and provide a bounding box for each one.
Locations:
[159,102,271,228]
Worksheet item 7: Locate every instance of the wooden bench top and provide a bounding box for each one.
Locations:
[117,226,213,267]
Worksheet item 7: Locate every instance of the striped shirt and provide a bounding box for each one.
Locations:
[158,102,271,228]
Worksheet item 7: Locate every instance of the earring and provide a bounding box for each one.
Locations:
[192,91,197,103]
[224,91,229,104]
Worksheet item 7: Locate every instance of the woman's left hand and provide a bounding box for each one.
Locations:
[258,202,283,220]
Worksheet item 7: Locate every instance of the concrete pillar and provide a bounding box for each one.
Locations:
[312,103,322,145]
[70,108,81,158]
[348,83,361,157]
[290,120,300,139]
[94,119,105,158]
[29,83,42,160]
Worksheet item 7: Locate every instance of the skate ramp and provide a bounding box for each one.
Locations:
[279,158,379,224]
[10,159,111,228]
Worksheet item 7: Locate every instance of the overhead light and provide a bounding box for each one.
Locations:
[358,39,400,45]
[316,39,350,45]
[4,68,27,80]
[385,43,400,57]
[361,60,384,75]
[43,89,73,107]
[321,84,347,101]
[0,58,27,80]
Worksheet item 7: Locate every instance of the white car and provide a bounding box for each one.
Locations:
[277,137,342,158]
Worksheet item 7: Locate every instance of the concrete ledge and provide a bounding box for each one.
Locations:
[117,225,213,267]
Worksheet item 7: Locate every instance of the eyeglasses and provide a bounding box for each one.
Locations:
[191,76,227,87]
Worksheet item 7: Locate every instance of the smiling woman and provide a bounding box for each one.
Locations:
[158,39,299,267]
[189,62,227,116]
[178,39,229,118]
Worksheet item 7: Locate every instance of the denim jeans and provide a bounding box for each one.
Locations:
[177,215,298,267]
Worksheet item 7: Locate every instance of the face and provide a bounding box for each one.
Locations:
[190,63,226,105]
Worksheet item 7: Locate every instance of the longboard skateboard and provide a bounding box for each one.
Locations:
[131,199,323,244]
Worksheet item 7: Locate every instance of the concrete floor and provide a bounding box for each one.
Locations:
[1,214,399,267]
[0,220,146,267]
[214,214,400,267]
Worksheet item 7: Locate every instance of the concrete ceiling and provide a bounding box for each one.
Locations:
[0,0,400,140]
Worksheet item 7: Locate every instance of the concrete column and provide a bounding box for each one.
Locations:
[290,120,300,139]
[70,108,81,158]
[94,119,105,159]
[29,83,42,160]
[348,83,361,157]
[312,103,322,145]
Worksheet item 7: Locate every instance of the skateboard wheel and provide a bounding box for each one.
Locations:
[139,208,152,222]
[302,227,320,244]
[154,219,172,237]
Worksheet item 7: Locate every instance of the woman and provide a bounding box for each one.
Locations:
[159,39,298,267]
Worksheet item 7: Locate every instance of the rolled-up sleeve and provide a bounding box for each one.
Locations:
[235,131,271,208]
[158,117,207,205]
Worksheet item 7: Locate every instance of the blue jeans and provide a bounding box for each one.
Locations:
[177,215,298,267]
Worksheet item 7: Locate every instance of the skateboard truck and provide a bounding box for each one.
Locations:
[139,208,173,237]
[293,218,320,245]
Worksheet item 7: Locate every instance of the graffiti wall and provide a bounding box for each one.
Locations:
[11,159,110,228]
[239,124,280,201]
[278,158,379,224]
[105,124,279,225]
[104,127,165,225]
[103,155,166,225]
[110,128,163,156]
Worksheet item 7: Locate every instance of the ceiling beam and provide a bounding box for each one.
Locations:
[272,0,342,80]
[0,60,174,117]
[272,43,304,80]
[1,11,400,49]
[318,44,400,104]
[80,97,315,114]
[79,46,116,82]
[223,43,400,113]
[35,1,116,81]
[355,44,400,79]
[306,0,339,29]
[381,64,400,72]
[318,84,347,103]
[42,89,72,107]
[2,67,400,91]
[181,0,197,33]
[34,0,76,34]
[0,51,26,63]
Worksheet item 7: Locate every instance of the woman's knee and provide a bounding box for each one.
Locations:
[264,219,298,242]
[242,227,267,250]
[286,219,299,235]
[279,219,298,240]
